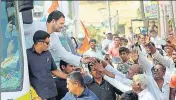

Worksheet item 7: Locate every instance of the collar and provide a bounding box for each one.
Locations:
[153,77,170,89]
[76,87,89,98]
[32,45,36,52]
[138,89,148,97]
[31,45,45,55]
[163,77,170,86]
[89,48,97,52]
[90,78,105,86]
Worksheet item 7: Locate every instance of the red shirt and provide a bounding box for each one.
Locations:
[108,47,119,57]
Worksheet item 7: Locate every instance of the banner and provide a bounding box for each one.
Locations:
[144,1,158,18]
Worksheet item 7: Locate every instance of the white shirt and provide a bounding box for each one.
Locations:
[23,21,81,67]
[138,48,171,100]
[128,32,134,42]
[138,89,155,100]
[108,42,114,50]
[104,75,155,100]
[105,64,132,86]
[101,39,112,52]
[140,44,148,58]
[147,76,170,100]
[103,75,131,92]
[83,48,103,60]
[104,73,169,100]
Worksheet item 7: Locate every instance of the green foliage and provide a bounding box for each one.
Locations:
[87,24,103,44]
[137,8,142,19]
[168,18,174,26]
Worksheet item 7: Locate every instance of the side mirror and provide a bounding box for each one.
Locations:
[71,37,78,49]
[18,1,33,24]
[22,10,33,24]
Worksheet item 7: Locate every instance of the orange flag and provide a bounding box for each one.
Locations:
[77,21,90,54]
[48,0,59,14]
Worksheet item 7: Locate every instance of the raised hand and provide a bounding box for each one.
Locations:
[146,42,156,54]
[130,49,139,62]
[81,56,95,64]
[93,61,105,72]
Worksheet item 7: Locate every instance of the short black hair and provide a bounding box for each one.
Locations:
[47,10,65,23]
[113,33,119,37]
[74,67,82,72]
[67,71,84,87]
[89,39,96,44]
[128,27,132,29]
[155,63,166,71]
[120,37,128,42]
[119,47,130,54]
[114,36,120,40]
[33,30,50,44]
[121,91,138,100]
[60,60,69,71]
[124,38,128,43]
[150,29,157,33]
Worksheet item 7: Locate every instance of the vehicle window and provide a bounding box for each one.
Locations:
[1,1,23,92]
[33,1,44,20]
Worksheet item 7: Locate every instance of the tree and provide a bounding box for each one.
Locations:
[86,24,103,44]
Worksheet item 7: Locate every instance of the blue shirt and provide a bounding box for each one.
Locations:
[27,47,58,99]
[62,87,99,100]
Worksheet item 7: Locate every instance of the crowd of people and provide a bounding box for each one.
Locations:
[26,10,176,100]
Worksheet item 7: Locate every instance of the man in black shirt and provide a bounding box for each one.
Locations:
[55,60,75,100]
[87,62,123,100]
[27,30,67,100]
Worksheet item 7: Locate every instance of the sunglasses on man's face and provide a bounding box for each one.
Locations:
[38,40,49,45]
[43,41,49,45]
[151,67,164,72]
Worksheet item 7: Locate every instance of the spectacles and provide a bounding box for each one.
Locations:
[151,67,164,72]
[43,41,49,45]
[38,40,49,45]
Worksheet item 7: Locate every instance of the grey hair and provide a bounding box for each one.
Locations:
[155,63,166,71]
[67,71,84,87]
[133,74,148,90]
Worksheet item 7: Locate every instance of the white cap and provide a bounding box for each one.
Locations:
[105,30,112,34]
